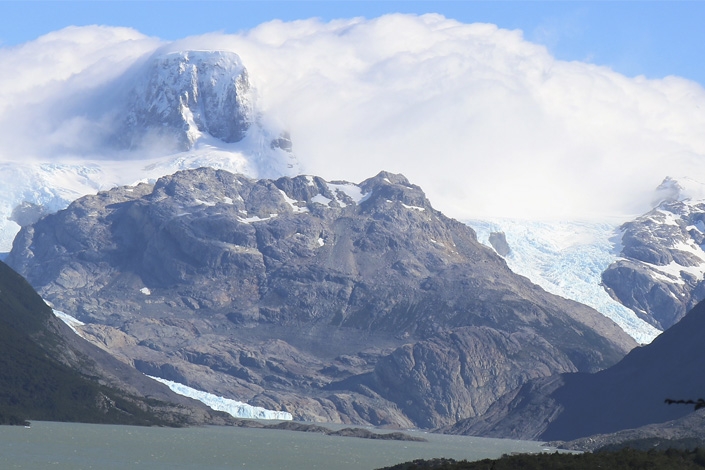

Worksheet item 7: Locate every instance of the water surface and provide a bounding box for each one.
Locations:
[0,421,557,469]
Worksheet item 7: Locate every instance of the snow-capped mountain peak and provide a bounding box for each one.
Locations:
[0,49,299,254]
[653,176,705,206]
[117,50,254,152]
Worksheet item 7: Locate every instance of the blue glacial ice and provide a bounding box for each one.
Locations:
[468,219,661,344]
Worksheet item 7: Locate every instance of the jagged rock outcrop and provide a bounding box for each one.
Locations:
[601,196,705,330]
[488,231,510,256]
[443,298,705,441]
[116,50,254,151]
[7,168,636,429]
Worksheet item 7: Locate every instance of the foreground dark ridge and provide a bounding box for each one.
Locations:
[7,167,635,430]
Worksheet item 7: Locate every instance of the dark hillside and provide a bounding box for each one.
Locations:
[376,448,705,470]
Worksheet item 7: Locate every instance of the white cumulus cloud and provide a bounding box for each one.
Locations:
[1,15,704,221]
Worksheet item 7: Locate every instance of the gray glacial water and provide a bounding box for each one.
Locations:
[0,421,560,469]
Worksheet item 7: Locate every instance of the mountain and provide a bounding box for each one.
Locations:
[0,259,232,426]
[443,297,705,441]
[0,47,680,352]
[467,176,705,342]
[6,167,636,430]
[601,178,705,330]
[0,49,298,254]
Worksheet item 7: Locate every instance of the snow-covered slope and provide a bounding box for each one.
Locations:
[469,178,705,344]
[469,219,661,345]
[0,50,298,253]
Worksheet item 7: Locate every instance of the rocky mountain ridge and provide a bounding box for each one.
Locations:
[7,168,636,430]
[602,194,705,330]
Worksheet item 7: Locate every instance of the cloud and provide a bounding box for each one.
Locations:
[0,26,159,106]
[1,15,705,221]
[0,26,161,158]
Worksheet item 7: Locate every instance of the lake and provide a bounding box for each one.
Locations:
[0,421,560,469]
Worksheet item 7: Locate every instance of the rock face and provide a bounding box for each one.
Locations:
[601,196,705,330]
[7,168,636,429]
[116,50,254,151]
[488,231,510,256]
[444,298,705,441]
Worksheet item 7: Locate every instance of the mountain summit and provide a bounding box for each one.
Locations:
[115,51,254,152]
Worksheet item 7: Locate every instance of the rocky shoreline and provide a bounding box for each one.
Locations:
[233,419,428,441]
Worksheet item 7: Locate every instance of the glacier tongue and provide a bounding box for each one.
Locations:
[148,376,293,421]
[469,219,661,344]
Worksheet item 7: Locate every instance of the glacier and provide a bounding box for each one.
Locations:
[147,376,293,421]
[469,219,661,344]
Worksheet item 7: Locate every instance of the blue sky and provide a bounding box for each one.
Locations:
[2,1,705,87]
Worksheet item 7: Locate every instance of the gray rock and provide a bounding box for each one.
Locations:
[369,327,574,429]
[488,231,510,256]
[9,201,49,227]
[7,168,636,430]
